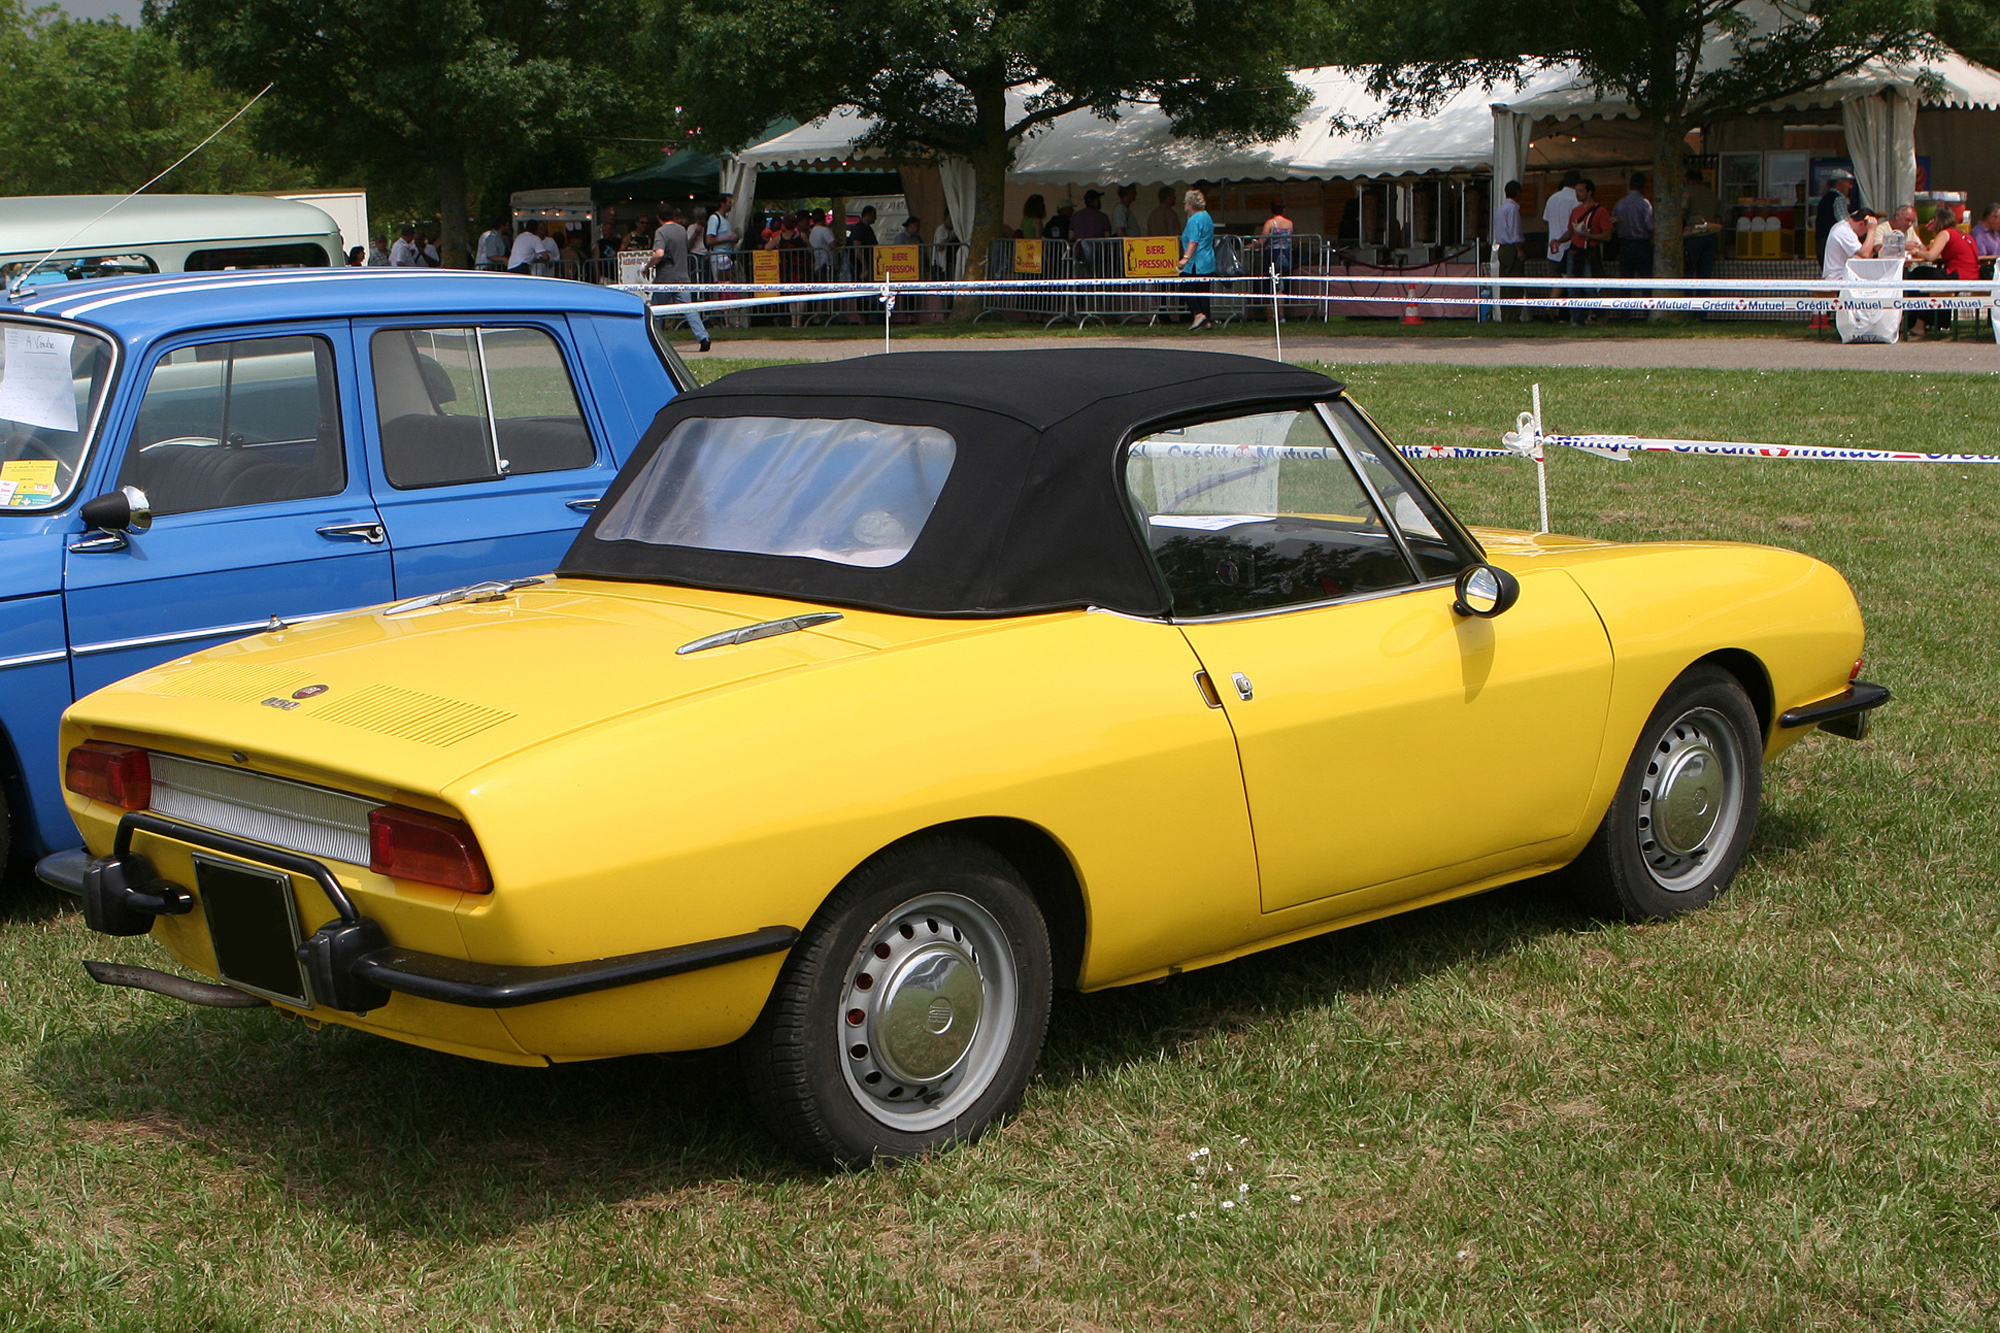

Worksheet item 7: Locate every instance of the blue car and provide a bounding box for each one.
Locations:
[0,269,688,863]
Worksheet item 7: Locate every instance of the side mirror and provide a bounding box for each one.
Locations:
[1452,563,1520,618]
[79,485,152,534]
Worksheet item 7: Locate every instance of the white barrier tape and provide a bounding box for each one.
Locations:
[1542,435,2000,464]
[627,272,1993,293]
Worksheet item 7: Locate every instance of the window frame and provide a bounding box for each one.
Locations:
[368,321,601,491]
[1318,395,1486,570]
[114,329,348,518]
[1118,397,1460,625]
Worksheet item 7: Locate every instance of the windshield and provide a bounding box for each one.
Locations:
[0,320,116,510]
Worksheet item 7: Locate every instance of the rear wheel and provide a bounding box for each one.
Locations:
[1565,665,1762,921]
[740,836,1053,1168]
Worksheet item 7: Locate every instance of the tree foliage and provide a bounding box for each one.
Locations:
[151,0,666,264]
[670,0,1315,275]
[1333,0,1946,276]
[0,2,310,196]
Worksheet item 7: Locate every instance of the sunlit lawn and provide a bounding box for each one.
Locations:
[2,362,1995,1330]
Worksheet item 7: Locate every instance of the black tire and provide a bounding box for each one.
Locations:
[740,835,1053,1168]
[1564,664,1763,921]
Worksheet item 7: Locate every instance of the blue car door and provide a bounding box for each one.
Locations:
[64,326,394,697]
[354,317,621,598]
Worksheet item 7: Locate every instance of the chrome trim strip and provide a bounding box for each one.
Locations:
[1166,576,1459,626]
[0,648,67,670]
[71,605,372,656]
[677,612,844,656]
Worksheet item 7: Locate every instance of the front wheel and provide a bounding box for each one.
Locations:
[1564,665,1763,921]
[740,836,1053,1168]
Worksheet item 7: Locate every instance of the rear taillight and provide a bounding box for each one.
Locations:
[65,743,151,809]
[368,805,491,893]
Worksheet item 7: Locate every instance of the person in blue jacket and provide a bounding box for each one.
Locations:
[1179,187,1218,331]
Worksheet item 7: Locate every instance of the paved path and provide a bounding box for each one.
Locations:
[694,329,2000,373]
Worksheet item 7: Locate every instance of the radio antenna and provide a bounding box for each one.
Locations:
[7,81,275,301]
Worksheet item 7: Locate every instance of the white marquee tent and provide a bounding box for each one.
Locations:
[733,51,2000,242]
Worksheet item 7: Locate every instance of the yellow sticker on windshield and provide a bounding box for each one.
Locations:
[0,458,57,506]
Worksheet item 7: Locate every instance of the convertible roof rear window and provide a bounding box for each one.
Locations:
[595,416,955,567]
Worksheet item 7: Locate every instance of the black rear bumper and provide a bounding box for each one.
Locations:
[44,812,797,1015]
[1779,680,1891,740]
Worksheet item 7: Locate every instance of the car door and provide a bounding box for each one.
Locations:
[1126,400,1613,915]
[355,317,621,598]
[64,327,393,697]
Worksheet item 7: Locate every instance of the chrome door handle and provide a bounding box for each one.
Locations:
[68,532,129,554]
[565,496,601,512]
[317,521,385,544]
[1231,672,1254,701]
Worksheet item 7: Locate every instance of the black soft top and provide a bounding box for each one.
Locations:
[558,348,1344,617]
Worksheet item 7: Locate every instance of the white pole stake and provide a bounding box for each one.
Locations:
[881,284,894,353]
[1532,382,1549,535]
[1272,268,1283,360]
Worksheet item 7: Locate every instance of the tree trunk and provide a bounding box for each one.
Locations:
[438,154,471,269]
[1650,116,1689,282]
[950,67,1015,319]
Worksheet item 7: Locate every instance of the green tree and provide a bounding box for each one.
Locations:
[0,3,311,196]
[670,0,1314,279]
[1335,0,1941,277]
[151,0,664,265]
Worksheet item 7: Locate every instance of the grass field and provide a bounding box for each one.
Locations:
[3,363,1997,1330]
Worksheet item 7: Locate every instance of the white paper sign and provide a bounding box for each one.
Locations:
[0,327,79,433]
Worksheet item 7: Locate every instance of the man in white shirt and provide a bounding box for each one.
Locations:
[1542,170,1581,264]
[1539,171,1582,322]
[809,210,836,278]
[507,221,546,274]
[389,226,421,266]
[1494,179,1525,322]
[1821,207,1880,281]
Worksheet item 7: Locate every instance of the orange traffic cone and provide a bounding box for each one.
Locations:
[1402,285,1423,325]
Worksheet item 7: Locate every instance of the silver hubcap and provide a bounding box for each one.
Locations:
[838,893,1016,1131]
[1635,706,1743,890]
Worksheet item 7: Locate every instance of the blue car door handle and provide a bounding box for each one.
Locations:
[565,496,602,512]
[317,521,386,544]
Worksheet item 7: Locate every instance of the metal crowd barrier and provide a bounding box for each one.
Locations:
[977,238,1080,325]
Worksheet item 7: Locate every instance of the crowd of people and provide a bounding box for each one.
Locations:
[1819,195,1993,338]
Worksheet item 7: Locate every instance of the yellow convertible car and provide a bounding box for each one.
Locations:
[42,350,1887,1165]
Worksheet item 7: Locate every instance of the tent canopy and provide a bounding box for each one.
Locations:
[736,49,2000,188]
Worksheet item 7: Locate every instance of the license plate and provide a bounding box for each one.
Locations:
[195,855,311,1007]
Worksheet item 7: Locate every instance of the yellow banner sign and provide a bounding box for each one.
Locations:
[874,245,920,282]
[1013,240,1043,275]
[752,249,780,283]
[1124,236,1180,277]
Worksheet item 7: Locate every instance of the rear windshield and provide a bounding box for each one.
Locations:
[594,415,956,567]
[0,320,117,511]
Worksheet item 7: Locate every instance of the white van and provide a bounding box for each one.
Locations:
[0,194,344,288]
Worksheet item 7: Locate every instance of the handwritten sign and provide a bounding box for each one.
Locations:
[1124,237,1179,277]
[1013,240,1043,275]
[0,327,77,433]
[616,250,653,286]
[873,245,920,282]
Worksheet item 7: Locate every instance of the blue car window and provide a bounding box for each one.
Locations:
[116,335,346,516]
[372,326,595,489]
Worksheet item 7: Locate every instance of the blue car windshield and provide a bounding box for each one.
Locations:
[0,319,116,511]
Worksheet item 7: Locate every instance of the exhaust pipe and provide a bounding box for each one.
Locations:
[83,959,269,1009]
